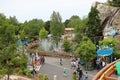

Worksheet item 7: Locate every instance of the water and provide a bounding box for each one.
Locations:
[39,39,62,52]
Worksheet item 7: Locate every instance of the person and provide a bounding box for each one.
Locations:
[84,72,88,80]
[76,65,80,74]
[78,69,83,80]
[34,59,37,66]
[63,68,67,76]
[31,67,37,75]
[60,58,62,65]
[71,60,74,69]
[43,56,45,64]
[72,70,78,80]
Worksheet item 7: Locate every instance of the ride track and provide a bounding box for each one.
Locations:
[92,59,120,80]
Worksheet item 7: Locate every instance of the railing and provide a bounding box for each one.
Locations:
[92,59,120,80]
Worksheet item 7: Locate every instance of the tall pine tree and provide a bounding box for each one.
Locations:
[86,6,102,37]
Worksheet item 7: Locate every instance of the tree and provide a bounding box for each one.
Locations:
[9,16,19,25]
[50,11,65,43]
[62,39,71,52]
[86,6,102,37]
[67,15,81,28]
[0,13,27,80]
[99,38,120,58]
[74,17,88,42]
[39,28,48,39]
[107,0,120,7]
[76,36,96,63]
[64,19,70,28]
[23,19,44,37]
[99,38,117,47]
[44,21,50,33]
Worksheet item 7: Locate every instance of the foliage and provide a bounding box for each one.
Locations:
[99,38,117,48]
[23,19,44,37]
[86,6,102,37]
[63,19,70,28]
[62,39,71,52]
[0,13,27,80]
[74,17,88,42]
[19,29,26,41]
[50,11,65,43]
[76,36,96,63]
[38,74,49,80]
[107,0,120,7]
[44,21,50,34]
[39,28,48,39]
[67,15,81,28]
[99,38,120,58]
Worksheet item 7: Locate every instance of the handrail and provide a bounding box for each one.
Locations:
[92,59,120,80]
[99,64,115,80]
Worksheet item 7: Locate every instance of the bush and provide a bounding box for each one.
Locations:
[38,74,49,80]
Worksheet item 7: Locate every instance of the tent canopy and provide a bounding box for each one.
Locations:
[97,48,113,56]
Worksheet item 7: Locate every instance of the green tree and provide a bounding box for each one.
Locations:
[9,16,19,25]
[64,19,70,28]
[39,28,48,39]
[99,38,120,58]
[0,13,27,80]
[74,17,88,42]
[107,0,120,7]
[99,38,117,47]
[8,16,20,35]
[86,6,102,37]
[23,19,44,37]
[76,36,96,63]
[50,11,65,43]
[67,15,81,28]
[62,39,71,52]
[44,21,50,33]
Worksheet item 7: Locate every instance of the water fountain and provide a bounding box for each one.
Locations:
[39,39,62,52]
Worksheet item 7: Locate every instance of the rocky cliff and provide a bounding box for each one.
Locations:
[94,2,120,39]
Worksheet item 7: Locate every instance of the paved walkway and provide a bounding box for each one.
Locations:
[39,56,98,80]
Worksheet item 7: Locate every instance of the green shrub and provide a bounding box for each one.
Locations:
[44,75,49,80]
[38,74,49,80]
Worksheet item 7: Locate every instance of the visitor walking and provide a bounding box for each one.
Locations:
[84,72,88,80]
[72,70,78,80]
[63,68,67,76]
[78,69,83,80]
[60,58,62,65]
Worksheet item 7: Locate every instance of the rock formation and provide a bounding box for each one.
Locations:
[94,2,120,39]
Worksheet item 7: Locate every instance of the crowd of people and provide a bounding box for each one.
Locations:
[71,57,89,80]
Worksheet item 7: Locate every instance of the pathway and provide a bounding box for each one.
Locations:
[39,56,97,80]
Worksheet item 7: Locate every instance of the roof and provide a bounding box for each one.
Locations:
[65,28,74,31]
[97,48,113,56]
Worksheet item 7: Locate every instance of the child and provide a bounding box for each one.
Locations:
[84,72,88,80]
[63,68,67,76]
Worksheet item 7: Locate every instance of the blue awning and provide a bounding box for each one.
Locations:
[97,48,113,56]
